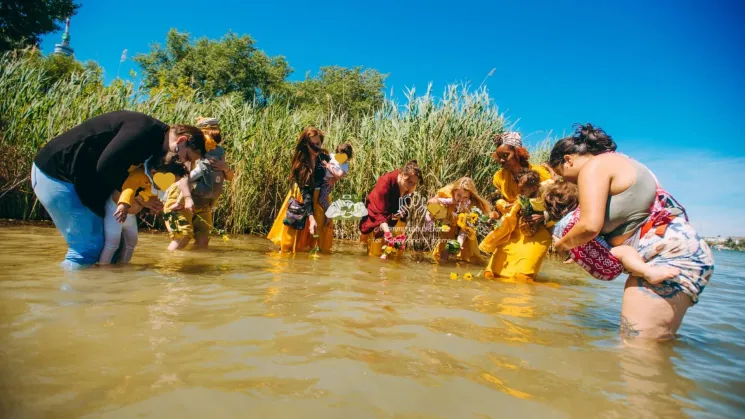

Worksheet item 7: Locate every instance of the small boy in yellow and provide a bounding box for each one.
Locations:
[99,156,186,264]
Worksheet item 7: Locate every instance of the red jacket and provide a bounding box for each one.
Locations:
[359,170,404,236]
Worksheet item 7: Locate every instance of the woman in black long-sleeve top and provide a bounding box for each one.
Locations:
[32,110,206,269]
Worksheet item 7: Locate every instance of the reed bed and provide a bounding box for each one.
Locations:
[0,53,551,249]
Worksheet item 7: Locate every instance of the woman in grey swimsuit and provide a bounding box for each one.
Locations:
[549,124,714,340]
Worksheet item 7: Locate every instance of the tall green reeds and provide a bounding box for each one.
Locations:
[0,53,551,246]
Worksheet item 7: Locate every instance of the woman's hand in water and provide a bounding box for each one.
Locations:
[114,203,130,223]
[308,216,318,235]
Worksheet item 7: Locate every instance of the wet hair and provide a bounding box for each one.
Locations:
[170,124,206,156]
[336,143,354,159]
[291,126,327,186]
[401,160,423,184]
[548,123,617,168]
[543,181,579,221]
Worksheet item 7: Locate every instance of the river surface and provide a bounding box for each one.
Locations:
[0,225,743,418]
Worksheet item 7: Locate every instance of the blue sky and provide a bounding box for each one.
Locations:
[40,0,745,236]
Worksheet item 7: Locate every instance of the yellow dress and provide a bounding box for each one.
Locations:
[431,189,485,264]
[267,184,334,253]
[481,164,553,280]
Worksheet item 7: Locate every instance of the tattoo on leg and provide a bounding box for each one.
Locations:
[620,315,641,337]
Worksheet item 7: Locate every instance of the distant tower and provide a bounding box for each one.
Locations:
[53,18,74,57]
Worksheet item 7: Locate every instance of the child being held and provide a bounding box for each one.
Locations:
[544,181,680,284]
[165,117,233,250]
[478,169,553,254]
[319,143,353,214]
[99,155,186,264]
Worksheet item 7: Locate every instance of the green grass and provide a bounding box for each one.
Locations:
[0,52,552,248]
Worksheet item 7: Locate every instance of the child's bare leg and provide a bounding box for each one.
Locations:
[610,245,680,284]
[168,237,191,251]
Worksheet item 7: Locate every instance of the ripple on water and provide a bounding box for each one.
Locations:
[0,227,744,418]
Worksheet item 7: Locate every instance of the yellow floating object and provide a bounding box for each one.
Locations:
[464,273,473,280]
[450,272,458,280]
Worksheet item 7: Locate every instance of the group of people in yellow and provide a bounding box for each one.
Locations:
[32,112,714,338]
[267,128,559,281]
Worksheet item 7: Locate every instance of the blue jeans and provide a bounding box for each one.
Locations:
[31,163,104,270]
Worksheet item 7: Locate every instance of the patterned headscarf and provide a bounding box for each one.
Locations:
[501,131,523,148]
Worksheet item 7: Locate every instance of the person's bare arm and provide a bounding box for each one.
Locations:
[554,159,610,251]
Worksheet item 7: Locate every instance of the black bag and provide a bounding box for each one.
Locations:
[282,197,307,230]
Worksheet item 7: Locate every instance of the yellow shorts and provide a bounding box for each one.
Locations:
[163,185,213,240]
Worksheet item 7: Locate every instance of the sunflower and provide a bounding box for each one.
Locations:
[469,212,479,224]
[450,272,458,280]
[464,272,473,280]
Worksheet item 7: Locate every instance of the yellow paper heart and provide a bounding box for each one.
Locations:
[333,153,348,165]
[427,203,448,220]
[153,172,176,191]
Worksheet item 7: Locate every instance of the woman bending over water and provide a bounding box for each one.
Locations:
[549,123,714,340]
[480,132,554,280]
[32,110,205,269]
[359,160,422,259]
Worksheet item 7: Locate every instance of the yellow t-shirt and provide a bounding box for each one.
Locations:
[118,168,154,206]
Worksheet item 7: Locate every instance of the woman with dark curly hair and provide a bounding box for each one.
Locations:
[549,123,714,339]
[480,131,554,280]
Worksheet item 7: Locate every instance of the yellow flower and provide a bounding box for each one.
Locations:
[441,225,451,233]
[464,272,473,281]
[450,272,458,280]
[222,235,229,242]
[469,213,479,224]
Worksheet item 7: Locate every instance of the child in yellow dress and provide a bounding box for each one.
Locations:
[428,177,491,263]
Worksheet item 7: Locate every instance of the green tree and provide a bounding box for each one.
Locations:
[725,237,735,248]
[0,0,80,52]
[287,66,387,116]
[20,49,102,90]
[134,29,291,103]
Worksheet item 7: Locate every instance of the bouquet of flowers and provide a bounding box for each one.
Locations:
[382,231,407,257]
[457,207,502,240]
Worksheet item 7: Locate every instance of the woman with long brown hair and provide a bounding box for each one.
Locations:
[480,131,554,279]
[267,127,334,253]
[429,177,491,264]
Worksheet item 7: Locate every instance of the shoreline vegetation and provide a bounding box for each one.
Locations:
[0,49,552,251]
